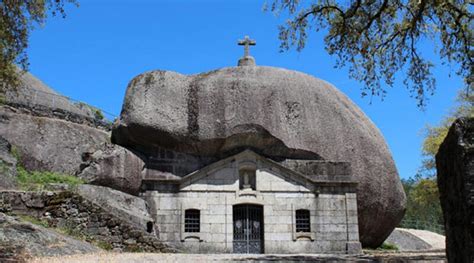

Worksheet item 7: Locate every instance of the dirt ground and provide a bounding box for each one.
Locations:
[30,251,446,262]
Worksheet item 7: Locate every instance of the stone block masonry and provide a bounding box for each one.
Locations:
[145,190,360,254]
[0,188,175,253]
[143,150,362,254]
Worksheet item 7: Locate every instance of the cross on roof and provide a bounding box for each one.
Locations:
[238,35,256,57]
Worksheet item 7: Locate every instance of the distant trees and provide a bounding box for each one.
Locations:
[267,0,473,107]
[421,87,473,176]
[0,0,78,91]
[402,87,473,228]
[402,175,443,227]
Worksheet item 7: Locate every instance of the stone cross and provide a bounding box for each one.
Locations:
[238,36,256,57]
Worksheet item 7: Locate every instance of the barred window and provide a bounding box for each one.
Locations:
[184,209,200,232]
[295,209,311,232]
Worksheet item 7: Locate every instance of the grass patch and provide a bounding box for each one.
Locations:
[0,160,10,174]
[10,145,21,161]
[17,214,49,228]
[93,240,113,251]
[17,213,114,252]
[377,242,399,251]
[16,166,85,191]
[125,244,145,253]
[56,226,86,239]
[94,109,104,120]
[57,226,113,251]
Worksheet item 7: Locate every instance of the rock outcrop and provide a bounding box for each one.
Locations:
[75,185,152,229]
[436,117,474,263]
[0,71,110,176]
[3,71,110,129]
[0,212,99,260]
[0,136,17,189]
[0,106,109,175]
[384,228,445,251]
[112,66,406,247]
[78,144,145,195]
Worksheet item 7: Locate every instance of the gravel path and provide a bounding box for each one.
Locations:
[30,251,446,263]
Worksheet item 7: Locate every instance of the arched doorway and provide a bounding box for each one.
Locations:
[233,204,264,253]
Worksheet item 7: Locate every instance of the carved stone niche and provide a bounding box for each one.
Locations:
[238,160,257,199]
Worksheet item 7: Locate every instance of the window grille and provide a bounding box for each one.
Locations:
[295,209,311,232]
[184,209,200,232]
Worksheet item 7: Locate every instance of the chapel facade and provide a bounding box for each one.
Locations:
[142,149,361,254]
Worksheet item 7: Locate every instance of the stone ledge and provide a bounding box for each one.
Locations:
[2,103,111,131]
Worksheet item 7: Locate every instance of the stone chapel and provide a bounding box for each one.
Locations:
[110,36,405,253]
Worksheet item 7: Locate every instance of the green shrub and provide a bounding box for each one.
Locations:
[16,166,84,191]
[0,160,9,174]
[94,240,113,251]
[57,226,86,239]
[94,109,104,120]
[17,214,49,228]
[57,226,113,250]
[378,242,398,251]
[0,94,6,105]
[10,145,21,161]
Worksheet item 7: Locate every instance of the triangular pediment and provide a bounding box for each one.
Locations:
[179,150,315,191]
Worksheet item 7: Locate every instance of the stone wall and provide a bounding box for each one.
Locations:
[0,189,175,253]
[145,191,360,254]
[436,117,474,263]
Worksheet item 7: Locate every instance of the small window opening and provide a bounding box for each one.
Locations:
[239,168,256,190]
[146,221,154,233]
[295,209,311,232]
[184,209,200,232]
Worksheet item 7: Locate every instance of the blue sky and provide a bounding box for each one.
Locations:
[27,0,464,179]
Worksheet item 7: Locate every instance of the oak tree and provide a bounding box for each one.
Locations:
[401,87,472,228]
[268,0,473,107]
[421,86,473,175]
[0,0,77,91]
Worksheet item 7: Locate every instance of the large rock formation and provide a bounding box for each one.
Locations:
[0,212,99,260]
[0,72,110,176]
[78,144,145,195]
[112,66,406,247]
[385,228,445,251]
[0,136,17,189]
[0,106,109,175]
[3,71,109,129]
[75,184,153,230]
[436,117,474,263]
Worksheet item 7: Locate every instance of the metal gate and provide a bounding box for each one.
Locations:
[233,204,264,254]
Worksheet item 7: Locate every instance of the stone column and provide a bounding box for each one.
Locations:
[345,192,362,254]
